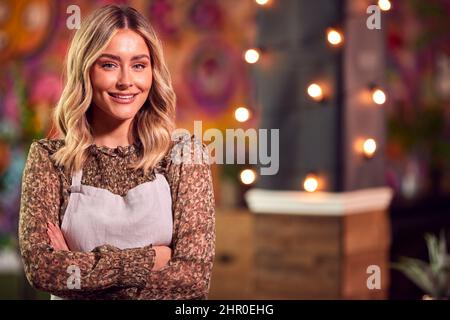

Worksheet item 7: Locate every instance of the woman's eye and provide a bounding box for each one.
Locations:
[101,63,117,69]
[133,64,146,70]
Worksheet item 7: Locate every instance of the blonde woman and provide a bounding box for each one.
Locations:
[18,5,215,300]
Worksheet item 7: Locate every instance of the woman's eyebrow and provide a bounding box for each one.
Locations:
[131,54,150,61]
[98,53,121,61]
[97,53,150,61]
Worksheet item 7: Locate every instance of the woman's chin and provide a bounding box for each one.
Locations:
[107,110,139,121]
[105,105,141,121]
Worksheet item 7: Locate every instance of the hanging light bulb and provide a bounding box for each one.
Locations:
[362,138,377,158]
[307,83,324,102]
[378,0,392,11]
[244,49,260,64]
[240,169,257,185]
[326,28,344,46]
[303,174,319,192]
[372,88,386,105]
[234,107,251,122]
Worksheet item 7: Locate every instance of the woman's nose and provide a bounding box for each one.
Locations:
[117,69,133,89]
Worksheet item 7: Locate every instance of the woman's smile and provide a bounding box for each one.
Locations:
[108,91,140,104]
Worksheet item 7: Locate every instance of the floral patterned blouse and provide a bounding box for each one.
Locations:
[18,134,215,300]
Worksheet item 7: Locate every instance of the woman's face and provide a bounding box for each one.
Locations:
[90,29,152,121]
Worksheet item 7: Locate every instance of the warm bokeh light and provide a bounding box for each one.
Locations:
[255,0,271,6]
[240,169,257,185]
[307,83,324,101]
[244,49,260,64]
[327,28,343,46]
[234,107,251,122]
[363,138,377,158]
[372,88,386,105]
[303,174,319,192]
[378,0,392,11]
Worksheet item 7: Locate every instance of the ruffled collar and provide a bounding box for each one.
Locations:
[35,138,142,158]
[88,141,141,157]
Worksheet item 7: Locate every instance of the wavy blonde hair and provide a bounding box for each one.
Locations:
[52,5,176,174]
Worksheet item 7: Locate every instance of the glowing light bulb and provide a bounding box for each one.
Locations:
[304,175,319,193]
[234,107,251,122]
[378,0,391,11]
[307,83,324,101]
[363,138,377,158]
[240,169,256,185]
[255,0,271,5]
[327,28,343,46]
[372,88,386,105]
[244,49,260,64]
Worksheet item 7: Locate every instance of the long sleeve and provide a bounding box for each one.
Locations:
[136,134,216,299]
[18,141,156,299]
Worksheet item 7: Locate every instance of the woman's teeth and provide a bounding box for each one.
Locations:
[108,93,137,104]
[110,93,135,98]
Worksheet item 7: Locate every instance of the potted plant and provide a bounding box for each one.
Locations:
[392,231,450,300]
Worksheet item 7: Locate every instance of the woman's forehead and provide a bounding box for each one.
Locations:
[101,29,149,58]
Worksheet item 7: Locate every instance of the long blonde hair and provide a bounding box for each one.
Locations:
[52,5,176,174]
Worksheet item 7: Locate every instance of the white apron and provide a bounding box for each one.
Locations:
[50,169,173,300]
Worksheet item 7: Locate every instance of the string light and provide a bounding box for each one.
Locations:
[307,83,324,102]
[326,28,344,46]
[372,88,386,105]
[362,138,377,158]
[240,169,256,185]
[378,0,392,11]
[303,174,319,192]
[244,49,260,64]
[234,107,251,122]
[355,138,378,159]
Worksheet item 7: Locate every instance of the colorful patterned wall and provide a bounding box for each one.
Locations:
[0,0,256,248]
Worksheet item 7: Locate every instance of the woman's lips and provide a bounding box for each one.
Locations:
[108,92,139,104]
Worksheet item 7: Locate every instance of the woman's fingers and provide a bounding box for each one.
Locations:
[50,223,68,251]
[47,223,59,248]
[152,246,172,271]
[47,222,69,251]
[47,228,58,248]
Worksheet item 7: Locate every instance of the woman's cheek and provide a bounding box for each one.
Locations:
[93,71,117,90]
[136,72,153,92]
[90,66,113,89]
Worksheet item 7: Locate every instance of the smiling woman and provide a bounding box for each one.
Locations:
[18,5,215,300]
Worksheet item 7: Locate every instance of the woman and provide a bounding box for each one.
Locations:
[18,5,215,300]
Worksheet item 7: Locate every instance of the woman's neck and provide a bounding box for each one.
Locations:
[89,106,135,148]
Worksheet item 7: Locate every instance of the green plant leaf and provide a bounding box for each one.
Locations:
[392,258,435,296]
[393,231,450,299]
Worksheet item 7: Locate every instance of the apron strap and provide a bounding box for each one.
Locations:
[70,169,83,193]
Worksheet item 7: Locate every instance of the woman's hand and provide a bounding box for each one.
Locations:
[47,222,69,251]
[152,246,172,271]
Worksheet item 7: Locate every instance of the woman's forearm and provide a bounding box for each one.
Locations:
[20,233,156,297]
